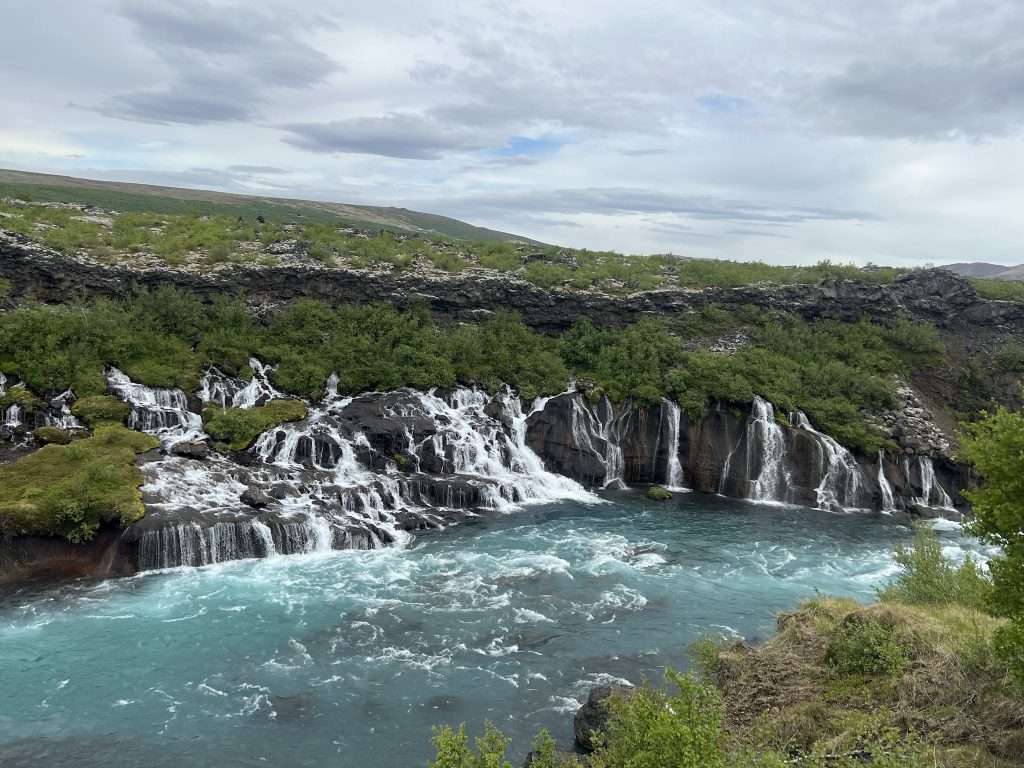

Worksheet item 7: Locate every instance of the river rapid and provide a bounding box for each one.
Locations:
[0,492,985,768]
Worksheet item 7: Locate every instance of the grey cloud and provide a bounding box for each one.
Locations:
[100,89,253,125]
[446,188,875,225]
[100,0,337,125]
[228,165,288,174]
[810,56,1024,140]
[282,114,491,159]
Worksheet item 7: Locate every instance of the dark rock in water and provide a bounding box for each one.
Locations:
[240,486,272,509]
[575,685,632,752]
[170,440,209,460]
[268,482,298,500]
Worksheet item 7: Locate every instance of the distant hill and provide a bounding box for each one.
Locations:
[0,168,538,244]
[944,261,1024,281]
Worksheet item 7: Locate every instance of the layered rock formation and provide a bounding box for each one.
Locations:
[3,232,1024,336]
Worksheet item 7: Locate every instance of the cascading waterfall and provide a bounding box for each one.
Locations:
[107,367,204,444]
[791,411,866,512]
[913,455,954,509]
[877,451,896,512]
[746,397,790,502]
[200,358,283,409]
[662,399,685,489]
[568,395,628,489]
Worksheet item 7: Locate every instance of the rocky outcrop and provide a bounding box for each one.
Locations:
[4,232,1024,336]
[574,685,633,752]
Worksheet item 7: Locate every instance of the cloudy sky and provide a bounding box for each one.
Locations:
[3,1,1023,266]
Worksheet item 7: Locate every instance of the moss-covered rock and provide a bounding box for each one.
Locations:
[646,485,673,501]
[0,424,159,542]
[71,394,130,426]
[203,399,307,452]
[32,426,73,445]
[0,385,43,412]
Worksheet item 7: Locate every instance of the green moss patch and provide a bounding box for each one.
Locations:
[0,385,43,411]
[32,426,73,445]
[71,394,130,426]
[646,485,673,501]
[0,425,159,542]
[203,399,307,451]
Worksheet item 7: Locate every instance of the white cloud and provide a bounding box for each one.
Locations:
[1,0,1022,266]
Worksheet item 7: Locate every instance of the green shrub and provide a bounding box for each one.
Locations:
[428,721,512,768]
[589,670,725,768]
[203,399,307,451]
[878,525,992,610]
[961,408,1024,686]
[72,395,130,426]
[0,424,159,541]
[825,617,910,677]
[33,426,73,445]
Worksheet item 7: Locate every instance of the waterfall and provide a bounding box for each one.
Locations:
[914,455,954,509]
[136,515,329,570]
[568,396,627,489]
[107,367,204,445]
[200,359,283,409]
[877,451,896,512]
[662,399,685,489]
[747,397,790,502]
[3,403,21,428]
[791,411,866,512]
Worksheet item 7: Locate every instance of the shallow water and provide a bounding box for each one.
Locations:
[0,492,984,768]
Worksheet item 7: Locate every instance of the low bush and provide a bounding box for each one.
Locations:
[203,399,308,451]
[825,616,911,677]
[878,525,992,610]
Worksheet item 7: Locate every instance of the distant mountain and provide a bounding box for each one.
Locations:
[944,261,1024,281]
[0,168,539,244]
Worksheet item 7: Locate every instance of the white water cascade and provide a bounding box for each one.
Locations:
[662,399,686,490]
[910,455,954,510]
[107,367,204,445]
[568,396,629,489]
[792,411,867,512]
[746,397,790,502]
[877,451,896,512]
[200,358,283,409]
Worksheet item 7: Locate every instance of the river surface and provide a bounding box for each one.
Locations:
[0,492,983,768]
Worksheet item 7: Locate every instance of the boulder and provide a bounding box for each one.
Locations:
[574,685,632,753]
[170,440,210,460]
[240,486,272,509]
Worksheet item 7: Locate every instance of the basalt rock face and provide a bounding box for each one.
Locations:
[4,232,1024,336]
[526,391,967,516]
[0,525,134,585]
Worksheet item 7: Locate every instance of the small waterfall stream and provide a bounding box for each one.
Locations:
[791,411,867,512]
[662,399,686,489]
[911,455,954,510]
[568,396,629,489]
[107,367,204,445]
[747,397,790,502]
[877,451,896,512]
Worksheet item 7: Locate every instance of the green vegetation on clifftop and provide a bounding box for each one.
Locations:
[0,288,947,453]
[0,425,159,542]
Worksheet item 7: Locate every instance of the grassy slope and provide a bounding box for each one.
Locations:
[0,168,536,242]
[713,597,1024,767]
